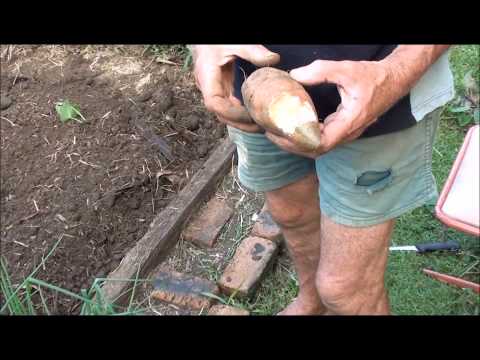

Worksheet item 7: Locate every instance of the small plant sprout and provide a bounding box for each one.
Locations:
[55,99,86,124]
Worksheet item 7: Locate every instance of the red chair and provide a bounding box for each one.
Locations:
[425,125,479,293]
[435,125,479,236]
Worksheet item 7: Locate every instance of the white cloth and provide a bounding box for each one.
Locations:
[410,50,455,121]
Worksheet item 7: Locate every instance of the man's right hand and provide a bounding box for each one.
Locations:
[191,45,280,133]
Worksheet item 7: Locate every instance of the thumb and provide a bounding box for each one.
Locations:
[233,45,280,67]
[321,109,352,149]
[290,60,347,86]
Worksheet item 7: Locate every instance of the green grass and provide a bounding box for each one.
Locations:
[444,45,479,127]
[144,45,192,71]
[0,261,152,315]
[228,45,480,315]
[449,45,479,94]
[0,236,152,315]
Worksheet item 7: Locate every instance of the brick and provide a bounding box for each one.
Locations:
[208,305,250,316]
[151,271,220,310]
[218,236,278,298]
[251,206,283,244]
[183,197,233,248]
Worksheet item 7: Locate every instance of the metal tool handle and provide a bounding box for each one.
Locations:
[416,240,461,253]
[423,269,480,293]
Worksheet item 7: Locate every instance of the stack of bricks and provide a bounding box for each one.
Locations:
[150,198,283,315]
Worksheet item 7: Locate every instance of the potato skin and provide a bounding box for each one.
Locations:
[241,67,323,151]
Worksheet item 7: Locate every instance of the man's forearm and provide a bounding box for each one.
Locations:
[380,45,451,99]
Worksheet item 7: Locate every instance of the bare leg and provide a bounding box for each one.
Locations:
[265,173,326,315]
[316,215,394,315]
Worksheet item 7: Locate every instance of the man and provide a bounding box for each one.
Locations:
[191,45,454,315]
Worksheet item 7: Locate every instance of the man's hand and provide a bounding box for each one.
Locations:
[265,45,450,158]
[192,45,280,133]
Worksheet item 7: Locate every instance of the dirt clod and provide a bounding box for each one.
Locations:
[184,114,200,131]
[197,143,209,158]
[203,119,213,129]
[214,125,226,139]
[103,195,117,209]
[137,90,154,102]
[153,88,173,113]
[1,94,13,110]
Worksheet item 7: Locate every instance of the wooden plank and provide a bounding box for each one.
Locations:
[101,137,236,305]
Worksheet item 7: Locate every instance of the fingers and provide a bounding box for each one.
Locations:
[219,115,264,133]
[321,111,352,149]
[265,132,295,150]
[321,110,373,147]
[203,92,253,124]
[229,45,280,67]
[265,132,313,158]
[193,45,280,133]
[203,91,262,132]
[290,60,348,86]
[196,64,249,124]
[214,99,252,123]
[207,91,264,132]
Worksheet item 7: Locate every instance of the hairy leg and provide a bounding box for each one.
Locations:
[265,173,326,315]
[316,216,394,315]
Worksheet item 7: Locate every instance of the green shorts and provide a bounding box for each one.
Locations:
[228,110,440,227]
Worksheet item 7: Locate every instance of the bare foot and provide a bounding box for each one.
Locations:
[277,297,325,315]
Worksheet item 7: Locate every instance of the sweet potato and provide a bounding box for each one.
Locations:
[241,67,323,151]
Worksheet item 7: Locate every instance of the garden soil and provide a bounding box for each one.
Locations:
[0,45,225,313]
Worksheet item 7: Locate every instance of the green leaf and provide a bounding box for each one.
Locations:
[474,109,479,125]
[458,113,473,127]
[449,105,471,113]
[55,100,85,123]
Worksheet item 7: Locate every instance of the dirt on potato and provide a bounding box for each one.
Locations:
[0,45,225,314]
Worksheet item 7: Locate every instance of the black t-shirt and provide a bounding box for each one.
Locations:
[233,45,417,138]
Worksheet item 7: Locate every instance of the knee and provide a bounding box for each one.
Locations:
[265,176,320,229]
[316,272,385,315]
[267,196,319,230]
[315,274,356,314]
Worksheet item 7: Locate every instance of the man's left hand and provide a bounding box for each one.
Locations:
[266,59,403,158]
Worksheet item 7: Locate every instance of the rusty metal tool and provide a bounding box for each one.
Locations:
[423,268,480,294]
